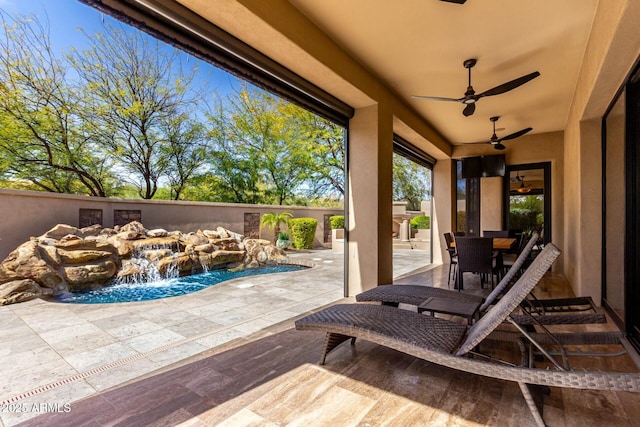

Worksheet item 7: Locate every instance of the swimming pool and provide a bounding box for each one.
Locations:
[54,264,308,304]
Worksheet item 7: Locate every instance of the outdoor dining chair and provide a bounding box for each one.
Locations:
[454,236,498,290]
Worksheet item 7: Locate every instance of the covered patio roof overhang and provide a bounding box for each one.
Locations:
[83,0,640,305]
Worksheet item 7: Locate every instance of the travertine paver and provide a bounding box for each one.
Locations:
[0,248,430,426]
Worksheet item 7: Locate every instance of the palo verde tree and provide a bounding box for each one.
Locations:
[0,12,117,196]
[70,24,204,199]
[206,85,344,205]
[283,105,345,200]
[160,113,208,200]
[202,99,263,203]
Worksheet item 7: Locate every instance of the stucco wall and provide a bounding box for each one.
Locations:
[453,131,565,270]
[0,189,343,260]
[432,159,454,265]
[563,0,640,300]
[480,177,503,234]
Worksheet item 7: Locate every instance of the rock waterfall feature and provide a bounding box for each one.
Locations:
[0,221,287,305]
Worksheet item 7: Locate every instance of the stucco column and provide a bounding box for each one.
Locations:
[480,176,503,233]
[432,159,455,265]
[347,103,393,295]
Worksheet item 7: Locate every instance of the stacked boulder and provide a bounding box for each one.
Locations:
[0,221,287,305]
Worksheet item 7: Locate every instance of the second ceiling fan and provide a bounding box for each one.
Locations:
[412,58,540,116]
[469,116,532,150]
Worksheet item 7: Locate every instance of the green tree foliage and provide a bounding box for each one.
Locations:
[509,194,543,231]
[392,153,431,211]
[160,114,208,200]
[287,109,345,197]
[0,10,346,206]
[410,215,430,229]
[69,24,204,199]
[0,12,117,196]
[205,98,265,203]
[206,85,345,205]
[207,86,311,205]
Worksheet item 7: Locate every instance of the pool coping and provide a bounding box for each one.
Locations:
[0,248,430,426]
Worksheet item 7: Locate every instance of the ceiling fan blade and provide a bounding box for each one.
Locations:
[494,143,506,150]
[478,71,540,98]
[462,103,475,116]
[499,127,532,141]
[412,95,462,102]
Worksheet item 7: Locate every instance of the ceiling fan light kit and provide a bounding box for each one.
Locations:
[467,116,532,150]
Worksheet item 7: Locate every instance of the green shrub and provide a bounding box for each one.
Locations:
[456,211,466,233]
[288,217,318,249]
[509,208,541,232]
[410,215,430,229]
[278,231,289,240]
[329,215,344,229]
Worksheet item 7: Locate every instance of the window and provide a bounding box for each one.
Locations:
[456,161,480,236]
[504,163,550,242]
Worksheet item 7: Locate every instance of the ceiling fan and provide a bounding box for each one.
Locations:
[469,116,532,150]
[412,58,540,116]
[515,176,532,193]
[511,172,532,192]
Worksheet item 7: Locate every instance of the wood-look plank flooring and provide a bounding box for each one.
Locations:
[18,269,640,427]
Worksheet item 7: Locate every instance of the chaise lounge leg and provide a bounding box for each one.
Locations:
[518,382,546,427]
[320,332,353,365]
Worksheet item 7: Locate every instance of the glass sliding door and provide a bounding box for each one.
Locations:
[602,60,640,351]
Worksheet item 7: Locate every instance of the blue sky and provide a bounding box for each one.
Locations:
[0,0,242,98]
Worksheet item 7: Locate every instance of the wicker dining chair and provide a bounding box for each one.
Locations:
[455,236,498,290]
[444,232,457,287]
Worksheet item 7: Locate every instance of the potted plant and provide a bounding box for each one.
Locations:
[276,231,291,249]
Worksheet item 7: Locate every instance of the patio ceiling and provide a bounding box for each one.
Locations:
[288,0,598,145]
[180,0,598,148]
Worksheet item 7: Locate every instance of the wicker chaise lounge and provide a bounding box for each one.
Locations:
[356,232,606,326]
[295,244,640,426]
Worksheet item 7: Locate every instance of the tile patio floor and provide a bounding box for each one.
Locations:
[0,248,430,426]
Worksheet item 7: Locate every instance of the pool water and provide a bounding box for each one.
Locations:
[54,265,307,304]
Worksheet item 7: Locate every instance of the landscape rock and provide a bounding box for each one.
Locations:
[202,230,220,239]
[131,237,181,252]
[147,228,168,238]
[0,222,292,305]
[0,279,46,305]
[198,250,245,270]
[63,260,118,288]
[157,253,193,274]
[181,232,209,246]
[115,230,140,241]
[80,224,103,237]
[106,237,134,258]
[43,224,80,240]
[120,221,146,235]
[0,241,62,288]
[58,249,118,265]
